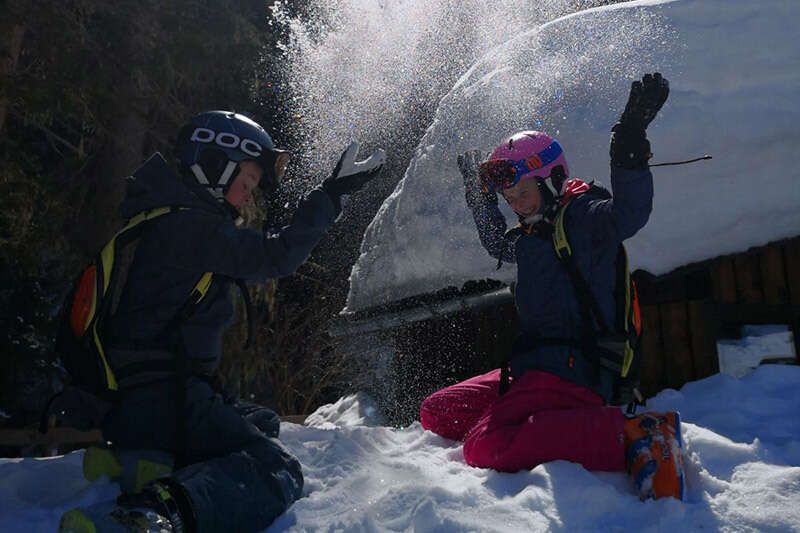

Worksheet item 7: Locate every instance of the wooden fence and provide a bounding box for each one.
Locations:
[635,236,800,397]
[378,236,800,425]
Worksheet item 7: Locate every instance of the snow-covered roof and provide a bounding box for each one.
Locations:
[345,0,800,312]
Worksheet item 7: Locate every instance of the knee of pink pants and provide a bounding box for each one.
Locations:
[461,370,625,472]
[463,405,625,472]
[420,369,502,441]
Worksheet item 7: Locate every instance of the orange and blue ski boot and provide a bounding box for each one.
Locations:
[624,411,685,500]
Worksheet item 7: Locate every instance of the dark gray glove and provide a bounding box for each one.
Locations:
[458,149,497,208]
[322,142,386,197]
[610,72,670,169]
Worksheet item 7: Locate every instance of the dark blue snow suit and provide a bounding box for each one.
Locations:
[469,166,653,402]
[101,153,338,532]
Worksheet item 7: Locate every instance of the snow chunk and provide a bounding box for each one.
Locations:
[305,392,386,429]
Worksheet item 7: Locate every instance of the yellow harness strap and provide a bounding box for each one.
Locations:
[549,201,635,379]
[90,207,213,391]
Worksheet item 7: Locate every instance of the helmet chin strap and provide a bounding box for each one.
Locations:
[190,161,244,225]
[190,160,239,201]
[217,160,238,190]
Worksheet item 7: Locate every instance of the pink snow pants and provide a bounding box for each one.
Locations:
[420,369,625,473]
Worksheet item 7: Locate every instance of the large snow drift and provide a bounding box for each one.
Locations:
[346,0,800,312]
[2,365,800,531]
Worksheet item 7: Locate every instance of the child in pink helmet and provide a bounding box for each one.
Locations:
[420,73,685,500]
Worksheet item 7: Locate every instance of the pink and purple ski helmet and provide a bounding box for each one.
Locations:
[479,131,569,192]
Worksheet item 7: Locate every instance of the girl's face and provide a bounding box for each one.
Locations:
[225,160,263,209]
[501,178,542,218]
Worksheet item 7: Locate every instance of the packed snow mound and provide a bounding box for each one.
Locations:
[717,325,796,378]
[346,0,800,311]
[2,365,799,531]
[305,392,385,430]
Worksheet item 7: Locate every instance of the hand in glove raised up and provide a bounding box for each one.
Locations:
[458,149,497,208]
[619,72,670,131]
[610,72,670,169]
[323,142,386,197]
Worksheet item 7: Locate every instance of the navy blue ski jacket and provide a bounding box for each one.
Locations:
[108,153,337,374]
[468,165,653,399]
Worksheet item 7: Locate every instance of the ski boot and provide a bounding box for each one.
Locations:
[82,445,174,494]
[60,481,190,533]
[624,411,685,500]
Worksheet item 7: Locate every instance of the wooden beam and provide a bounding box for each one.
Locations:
[688,301,719,379]
[760,245,789,305]
[711,258,737,304]
[784,239,800,306]
[733,254,764,304]
[639,304,664,397]
[0,427,102,450]
[660,302,695,389]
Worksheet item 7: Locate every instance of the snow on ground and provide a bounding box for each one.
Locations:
[717,325,796,379]
[346,0,800,311]
[2,364,799,532]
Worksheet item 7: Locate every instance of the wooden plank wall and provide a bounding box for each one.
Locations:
[637,236,800,398]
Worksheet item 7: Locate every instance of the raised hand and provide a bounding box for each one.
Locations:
[610,73,670,169]
[619,72,670,131]
[322,142,386,197]
[458,149,497,207]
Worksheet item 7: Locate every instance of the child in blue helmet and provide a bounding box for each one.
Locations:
[59,111,385,532]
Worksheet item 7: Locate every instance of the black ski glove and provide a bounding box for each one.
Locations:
[458,149,497,208]
[322,142,386,199]
[610,72,670,169]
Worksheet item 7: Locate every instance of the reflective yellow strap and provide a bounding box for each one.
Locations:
[91,207,181,390]
[92,322,118,390]
[98,207,178,294]
[620,246,634,378]
[552,207,572,259]
[623,248,632,333]
[192,272,214,303]
[621,342,634,378]
[99,239,115,294]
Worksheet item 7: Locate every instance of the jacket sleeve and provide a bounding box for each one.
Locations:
[168,188,338,281]
[468,195,516,263]
[583,165,654,243]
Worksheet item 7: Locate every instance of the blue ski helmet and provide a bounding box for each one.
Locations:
[174,110,289,201]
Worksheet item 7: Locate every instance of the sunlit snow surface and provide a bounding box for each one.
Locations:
[1,365,799,531]
[346,0,800,311]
